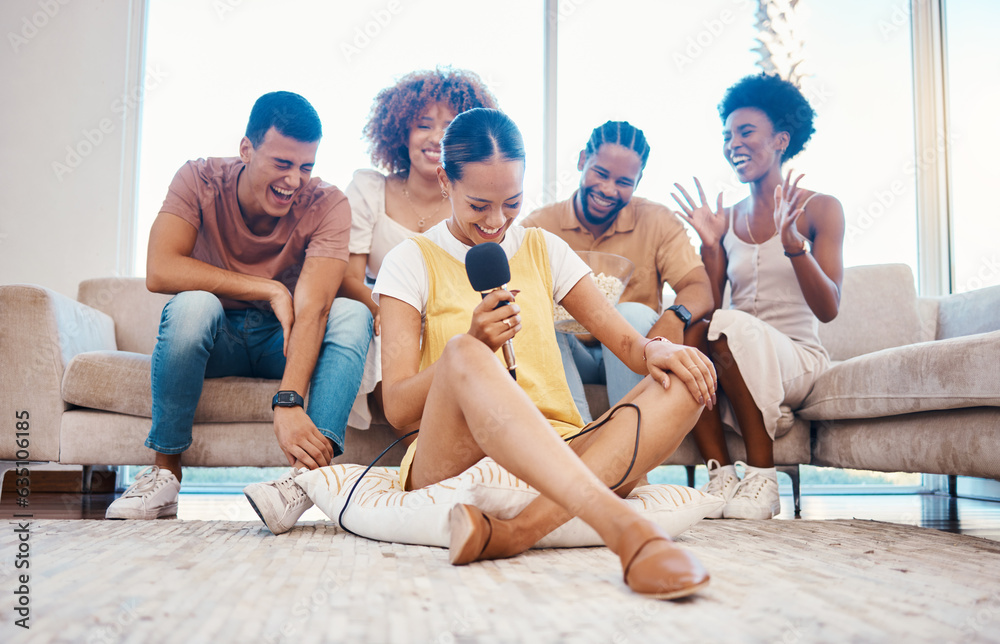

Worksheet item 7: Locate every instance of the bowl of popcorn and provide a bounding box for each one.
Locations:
[554,251,635,334]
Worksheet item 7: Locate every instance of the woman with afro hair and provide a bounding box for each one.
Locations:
[671,73,845,519]
[341,68,497,432]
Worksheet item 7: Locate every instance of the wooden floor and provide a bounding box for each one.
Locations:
[3,489,1000,541]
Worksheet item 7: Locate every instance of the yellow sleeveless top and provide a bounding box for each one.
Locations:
[399,228,584,488]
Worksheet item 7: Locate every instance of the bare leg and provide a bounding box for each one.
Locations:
[154,452,182,482]
[482,374,705,553]
[691,408,732,465]
[708,334,773,468]
[686,320,733,466]
[410,335,703,556]
[370,383,418,447]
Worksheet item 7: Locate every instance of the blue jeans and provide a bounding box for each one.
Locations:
[146,291,373,457]
[557,301,660,424]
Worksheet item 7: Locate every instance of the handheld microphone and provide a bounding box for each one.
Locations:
[465,242,517,380]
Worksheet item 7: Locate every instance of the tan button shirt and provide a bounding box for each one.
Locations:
[521,193,703,313]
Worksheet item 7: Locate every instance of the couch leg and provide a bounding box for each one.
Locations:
[0,461,17,505]
[776,465,801,517]
[685,465,696,488]
[82,465,93,494]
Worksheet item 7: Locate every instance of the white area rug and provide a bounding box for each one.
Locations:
[2,519,999,643]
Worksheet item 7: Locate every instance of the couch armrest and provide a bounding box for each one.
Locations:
[0,285,116,461]
[935,284,1000,340]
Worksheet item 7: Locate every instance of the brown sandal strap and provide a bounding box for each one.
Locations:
[475,513,496,560]
[622,535,668,581]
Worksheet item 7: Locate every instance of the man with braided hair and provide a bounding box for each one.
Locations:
[523,120,712,422]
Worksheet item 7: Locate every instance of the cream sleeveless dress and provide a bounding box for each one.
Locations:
[345,170,421,428]
[707,196,831,438]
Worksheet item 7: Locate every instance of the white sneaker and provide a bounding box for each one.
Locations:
[106,465,180,520]
[243,468,312,535]
[724,464,780,519]
[699,459,740,519]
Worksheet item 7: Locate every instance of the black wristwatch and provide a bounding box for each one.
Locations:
[667,304,692,330]
[271,390,305,410]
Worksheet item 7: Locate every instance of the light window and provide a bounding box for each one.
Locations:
[554,0,919,281]
[554,0,757,214]
[134,0,542,274]
[945,0,1000,293]
[790,0,918,275]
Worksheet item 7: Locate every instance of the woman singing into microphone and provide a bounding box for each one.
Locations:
[373,108,717,599]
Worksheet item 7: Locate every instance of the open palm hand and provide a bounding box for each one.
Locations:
[672,177,727,248]
[774,170,809,254]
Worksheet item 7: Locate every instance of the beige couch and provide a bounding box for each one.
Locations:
[2,264,998,505]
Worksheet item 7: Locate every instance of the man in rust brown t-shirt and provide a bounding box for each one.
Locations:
[522,121,713,422]
[106,92,374,535]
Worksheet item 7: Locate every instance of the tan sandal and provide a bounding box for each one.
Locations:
[618,521,710,599]
[448,504,521,565]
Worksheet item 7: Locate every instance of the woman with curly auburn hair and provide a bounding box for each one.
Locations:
[341,68,498,432]
[672,73,845,520]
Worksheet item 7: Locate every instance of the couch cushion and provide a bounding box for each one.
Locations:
[935,283,1000,340]
[58,410,405,467]
[818,264,924,361]
[798,330,1000,420]
[77,278,172,355]
[59,410,285,466]
[916,297,939,342]
[811,408,1000,479]
[62,350,277,422]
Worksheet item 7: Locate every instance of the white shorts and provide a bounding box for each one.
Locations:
[708,309,829,439]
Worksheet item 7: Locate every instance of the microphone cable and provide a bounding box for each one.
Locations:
[562,402,641,491]
[337,429,418,537]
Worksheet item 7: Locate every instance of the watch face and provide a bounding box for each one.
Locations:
[669,305,692,328]
[273,391,303,407]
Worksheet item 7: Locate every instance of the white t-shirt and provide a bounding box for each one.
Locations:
[373,221,591,318]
